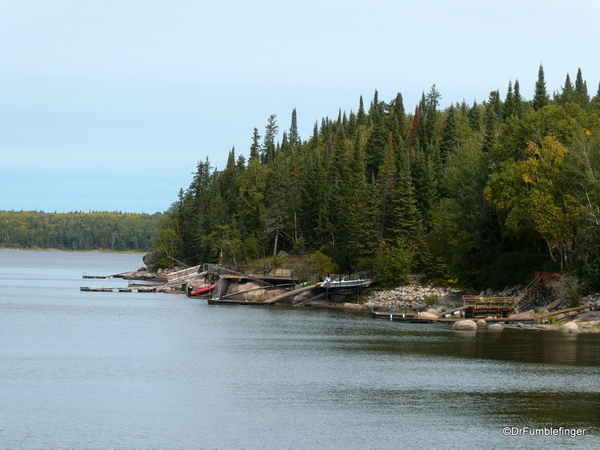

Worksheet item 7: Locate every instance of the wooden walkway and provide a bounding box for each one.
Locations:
[263,284,318,303]
[536,305,596,320]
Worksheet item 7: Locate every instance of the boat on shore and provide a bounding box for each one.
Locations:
[317,271,372,289]
[188,282,217,297]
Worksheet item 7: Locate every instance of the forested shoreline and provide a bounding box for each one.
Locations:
[0,211,162,252]
[129,67,600,292]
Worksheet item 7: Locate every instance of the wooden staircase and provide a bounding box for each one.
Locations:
[517,273,545,312]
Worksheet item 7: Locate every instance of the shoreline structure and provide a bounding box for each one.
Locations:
[87,257,600,334]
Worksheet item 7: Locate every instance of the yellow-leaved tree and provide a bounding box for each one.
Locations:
[486,134,578,269]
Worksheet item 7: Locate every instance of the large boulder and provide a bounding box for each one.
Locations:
[559,321,580,333]
[489,323,504,331]
[450,319,478,331]
[416,312,439,320]
[476,319,487,327]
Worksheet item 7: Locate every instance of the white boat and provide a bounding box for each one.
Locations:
[317,273,371,289]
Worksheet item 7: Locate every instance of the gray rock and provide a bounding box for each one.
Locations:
[559,321,580,333]
[451,319,478,331]
[508,310,535,319]
[433,292,462,310]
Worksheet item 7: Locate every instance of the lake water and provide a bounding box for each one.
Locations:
[1,250,599,449]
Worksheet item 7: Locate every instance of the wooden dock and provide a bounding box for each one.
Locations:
[371,312,534,324]
[207,298,274,306]
[80,286,158,292]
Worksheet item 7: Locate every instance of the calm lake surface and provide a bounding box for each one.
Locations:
[1,250,599,449]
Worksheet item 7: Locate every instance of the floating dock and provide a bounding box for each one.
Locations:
[80,286,158,292]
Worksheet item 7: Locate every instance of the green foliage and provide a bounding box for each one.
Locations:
[425,295,438,307]
[304,251,338,277]
[0,211,161,251]
[558,274,582,308]
[153,67,600,290]
[372,242,412,289]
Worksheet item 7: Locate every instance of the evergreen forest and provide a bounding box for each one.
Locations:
[0,211,162,252]
[154,66,600,292]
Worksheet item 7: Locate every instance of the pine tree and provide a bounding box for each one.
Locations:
[533,64,549,110]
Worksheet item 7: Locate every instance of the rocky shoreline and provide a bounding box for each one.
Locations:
[125,260,600,333]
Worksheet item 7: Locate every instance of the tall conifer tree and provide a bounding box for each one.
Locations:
[533,64,549,110]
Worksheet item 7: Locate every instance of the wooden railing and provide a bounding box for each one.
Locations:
[166,265,201,282]
[463,296,517,310]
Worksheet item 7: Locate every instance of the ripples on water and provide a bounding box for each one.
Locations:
[1,250,599,449]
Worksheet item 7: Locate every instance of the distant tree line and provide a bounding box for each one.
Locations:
[154,65,600,292]
[0,211,162,252]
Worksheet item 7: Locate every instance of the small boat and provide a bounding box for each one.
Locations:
[317,275,371,289]
[188,282,217,296]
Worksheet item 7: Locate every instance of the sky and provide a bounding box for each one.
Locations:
[1,0,599,214]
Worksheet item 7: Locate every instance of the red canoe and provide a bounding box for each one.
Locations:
[189,282,217,296]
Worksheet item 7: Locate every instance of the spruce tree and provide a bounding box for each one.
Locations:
[392,92,407,140]
[504,80,515,119]
[289,108,300,147]
[377,135,398,240]
[513,79,523,117]
[262,114,278,165]
[468,101,481,131]
[555,73,574,105]
[250,128,261,161]
[357,95,366,125]
[574,68,590,106]
[482,91,501,153]
[533,64,549,110]
[392,152,420,245]
[439,105,459,161]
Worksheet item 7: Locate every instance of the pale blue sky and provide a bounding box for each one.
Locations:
[1,0,598,213]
